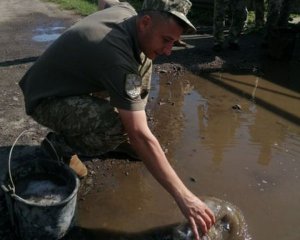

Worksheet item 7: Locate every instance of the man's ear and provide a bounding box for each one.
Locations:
[138,15,152,32]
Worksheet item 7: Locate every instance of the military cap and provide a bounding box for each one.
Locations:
[141,0,196,33]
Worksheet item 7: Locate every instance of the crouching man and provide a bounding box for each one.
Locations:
[19,0,215,239]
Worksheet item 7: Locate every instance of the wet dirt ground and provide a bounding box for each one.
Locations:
[1,0,300,240]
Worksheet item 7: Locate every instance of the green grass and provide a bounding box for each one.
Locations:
[43,0,143,16]
[43,0,97,16]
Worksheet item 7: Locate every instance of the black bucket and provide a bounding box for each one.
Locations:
[1,130,80,240]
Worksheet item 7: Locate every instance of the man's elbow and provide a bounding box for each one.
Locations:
[127,128,154,147]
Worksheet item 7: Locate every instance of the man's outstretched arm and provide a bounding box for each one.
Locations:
[118,108,215,240]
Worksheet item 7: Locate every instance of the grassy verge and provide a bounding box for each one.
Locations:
[42,0,97,15]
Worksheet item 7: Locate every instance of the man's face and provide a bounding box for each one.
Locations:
[137,15,183,60]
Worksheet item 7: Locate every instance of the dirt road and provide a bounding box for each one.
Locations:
[0,0,80,145]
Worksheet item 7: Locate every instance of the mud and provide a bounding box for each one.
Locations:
[1,1,300,240]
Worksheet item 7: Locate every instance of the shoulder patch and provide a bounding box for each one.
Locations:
[125,74,142,99]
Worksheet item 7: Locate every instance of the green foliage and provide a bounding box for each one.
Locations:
[246,10,255,26]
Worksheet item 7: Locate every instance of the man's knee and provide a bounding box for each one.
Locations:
[31,95,121,135]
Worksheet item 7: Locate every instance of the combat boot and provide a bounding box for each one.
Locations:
[41,132,88,178]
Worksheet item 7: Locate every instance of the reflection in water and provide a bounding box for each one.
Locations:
[32,26,65,42]
[172,71,300,240]
[205,72,300,166]
[196,90,241,166]
[248,107,286,166]
[32,33,61,42]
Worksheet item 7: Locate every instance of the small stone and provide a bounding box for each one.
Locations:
[190,177,196,182]
[86,178,93,185]
[232,104,242,110]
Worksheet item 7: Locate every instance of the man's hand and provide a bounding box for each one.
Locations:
[176,193,215,240]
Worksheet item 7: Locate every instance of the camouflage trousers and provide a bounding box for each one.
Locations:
[32,95,127,156]
[266,0,292,29]
[254,0,265,27]
[213,0,248,44]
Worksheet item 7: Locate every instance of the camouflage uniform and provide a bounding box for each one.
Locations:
[141,0,195,33]
[254,0,265,27]
[264,0,294,59]
[213,0,248,45]
[266,0,292,30]
[32,95,127,156]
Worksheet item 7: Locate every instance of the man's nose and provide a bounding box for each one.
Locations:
[163,43,173,56]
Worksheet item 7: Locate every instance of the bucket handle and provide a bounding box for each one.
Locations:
[6,129,60,195]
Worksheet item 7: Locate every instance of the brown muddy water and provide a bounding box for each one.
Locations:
[75,62,300,240]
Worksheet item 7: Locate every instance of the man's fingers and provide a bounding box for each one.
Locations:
[199,208,215,229]
[205,207,216,224]
[201,212,213,230]
[189,217,201,240]
[179,196,216,239]
[194,213,209,234]
[192,208,215,236]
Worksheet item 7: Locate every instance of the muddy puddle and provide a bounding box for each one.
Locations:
[73,62,300,240]
[32,25,65,43]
